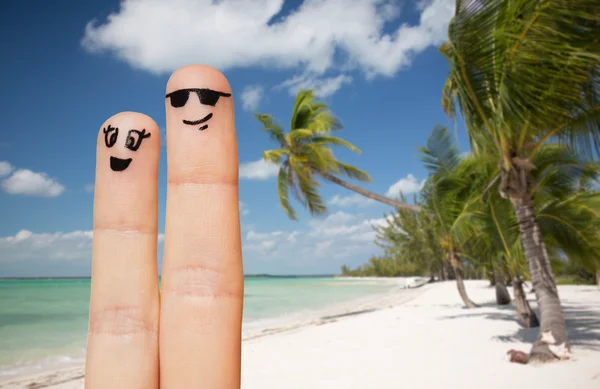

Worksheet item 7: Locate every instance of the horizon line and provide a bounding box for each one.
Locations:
[0,273,339,280]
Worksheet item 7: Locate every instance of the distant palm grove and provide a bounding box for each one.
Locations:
[256,0,599,364]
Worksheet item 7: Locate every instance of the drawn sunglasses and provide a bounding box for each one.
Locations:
[166,88,232,108]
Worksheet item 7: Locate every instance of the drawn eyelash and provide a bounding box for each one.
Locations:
[125,129,151,151]
[103,125,119,148]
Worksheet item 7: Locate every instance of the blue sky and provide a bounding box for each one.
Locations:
[0,0,467,277]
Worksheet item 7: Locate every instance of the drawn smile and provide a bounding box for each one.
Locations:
[183,113,213,131]
[110,156,132,172]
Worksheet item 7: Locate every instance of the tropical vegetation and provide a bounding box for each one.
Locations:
[256,90,420,221]
[258,0,600,364]
[439,0,600,362]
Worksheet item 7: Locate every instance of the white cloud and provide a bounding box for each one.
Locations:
[0,229,165,264]
[247,230,283,241]
[1,211,389,272]
[84,183,95,192]
[329,194,376,208]
[0,161,13,177]
[2,169,65,197]
[277,73,353,97]
[244,229,288,255]
[81,0,455,79]
[239,201,250,215]
[417,0,435,11]
[242,211,390,263]
[240,85,264,111]
[0,230,93,262]
[385,174,425,198]
[244,239,277,254]
[287,231,299,243]
[239,159,279,180]
[315,240,333,254]
[308,211,386,242]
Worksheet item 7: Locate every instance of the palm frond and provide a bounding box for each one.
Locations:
[302,144,338,173]
[277,166,297,221]
[256,113,287,148]
[263,149,288,164]
[290,89,342,134]
[532,144,598,199]
[312,136,361,154]
[446,0,600,158]
[419,126,461,177]
[538,200,600,272]
[291,158,327,216]
[332,162,371,182]
[441,75,457,118]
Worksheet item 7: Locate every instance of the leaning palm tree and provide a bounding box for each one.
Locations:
[256,89,419,220]
[420,126,481,308]
[424,127,600,322]
[440,0,600,362]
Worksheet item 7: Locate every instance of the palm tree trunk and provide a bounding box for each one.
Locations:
[513,276,539,328]
[495,274,511,305]
[512,200,569,362]
[320,172,421,212]
[448,252,478,308]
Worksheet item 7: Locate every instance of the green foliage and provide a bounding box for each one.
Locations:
[344,126,600,285]
[340,255,428,277]
[420,127,482,269]
[442,0,600,160]
[256,89,371,219]
[342,195,444,278]
[555,274,596,286]
[440,1,600,296]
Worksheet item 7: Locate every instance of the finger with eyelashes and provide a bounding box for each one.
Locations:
[85,112,160,389]
[160,65,243,389]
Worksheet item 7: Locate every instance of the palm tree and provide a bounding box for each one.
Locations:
[475,190,540,327]
[423,127,600,323]
[440,0,600,362]
[256,89,420,220]
[420,126,480,308]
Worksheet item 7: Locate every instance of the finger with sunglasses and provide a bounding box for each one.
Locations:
[85,65,243,389]
[166,88,231,130]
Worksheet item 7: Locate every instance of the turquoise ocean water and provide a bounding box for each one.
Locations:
[0,277,396,378]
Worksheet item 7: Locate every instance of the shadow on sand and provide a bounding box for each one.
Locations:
[437,300,600,351]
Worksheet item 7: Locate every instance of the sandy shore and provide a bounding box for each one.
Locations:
[2,281,599,388]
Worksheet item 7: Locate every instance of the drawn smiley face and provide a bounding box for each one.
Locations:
[165,88,231,131]
[103,124,151,171]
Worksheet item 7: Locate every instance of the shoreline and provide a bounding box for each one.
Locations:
[0,280,430,388]
[2,281,599,388]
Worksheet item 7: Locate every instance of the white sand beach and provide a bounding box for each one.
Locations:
[2,280,599,389]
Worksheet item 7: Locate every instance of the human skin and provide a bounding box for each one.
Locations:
[84,65,243,389]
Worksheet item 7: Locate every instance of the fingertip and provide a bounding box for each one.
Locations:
[166,65,232,96]
[98,112,160,148]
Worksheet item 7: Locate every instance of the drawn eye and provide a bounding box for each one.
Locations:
[103,125,119,148]
[168,90,190,108]
[198,89,221,106]
[125,129,151,151]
